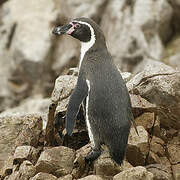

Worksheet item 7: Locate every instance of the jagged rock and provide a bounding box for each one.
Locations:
[0,96,50,129]
[78,175,104,180]
[1,156,14,178]
[121,72,133,82]
[14,114,43,148]
[17,160,36,180]
[30,172,57,180]
[126,126,149,166]
[172,164,180,180]
[72,144,91,179]
[113,166,154,180]
[135,112,161,135]
[159,157,172,174]
[57,174,72,180]
[127,60,180,129]
[101,0,172,71]
[51,75,77,104]
[167,144,180,164]
[36,146,75,177]
[94,150,133,177]
[4,171,20,180]
[146,164,173,180]
[0,114,42,168]
[13,146,40,165]
[150,137,165,157]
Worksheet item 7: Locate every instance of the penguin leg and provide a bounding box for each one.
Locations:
[85,134,101,163]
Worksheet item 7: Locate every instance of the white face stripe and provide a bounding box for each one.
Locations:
[85,79,95,148]
[73,20,96,69]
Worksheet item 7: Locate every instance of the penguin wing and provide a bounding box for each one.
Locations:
[65,76,88,135]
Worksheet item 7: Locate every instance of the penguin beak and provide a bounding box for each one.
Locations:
[52,23,73,35]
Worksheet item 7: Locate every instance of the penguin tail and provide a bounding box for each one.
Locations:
[107,126,130,165]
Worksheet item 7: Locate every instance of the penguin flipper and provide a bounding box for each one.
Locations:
[66,76,88,136]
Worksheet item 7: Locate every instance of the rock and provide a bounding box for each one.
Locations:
[150,136,165,157]
[0,96,50,129]
[146,164,173,180]
[127,60,180,129]
[159,157,172,174]
[57,174,72,180]
[78,175,104,180]
[113,166,154,180]
[172,163,180,180]
[121,72,133,82]
[72,144,91,179]
[167,144,180,164]
[36,146,75,177]
[14,114,43,148]
[126,126,149,166]
[94,151,121,177]
[101,0,172,71]
[30,172,57,180]
[17,160,36,180]
[13,146,40,165]
[51,75,77,105]
[4,171,20,180]
[0,114,42,168]
[1,156,14,178]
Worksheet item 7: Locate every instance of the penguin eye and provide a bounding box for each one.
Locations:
[74,23,81,29]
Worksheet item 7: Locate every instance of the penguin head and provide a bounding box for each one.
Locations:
[52,17,105,44]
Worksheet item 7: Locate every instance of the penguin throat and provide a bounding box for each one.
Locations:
[74,21,96,69]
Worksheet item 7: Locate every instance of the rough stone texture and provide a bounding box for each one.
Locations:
[94,151,121,177]
[172,163,180,180]
[167,144,180,164]
[1,156,14,178]
[101,0,173,71]
[51,75,77,104]
[146,164,173,180]
[113,166,154,180]
[14,114,43,148]
[0,114,42,168]
[13,146,40,165]
[78,175,104,180]
[36,146,75,177]
[58,174,73,180]
[127,126,149,166]
[17,160,36,180]
[0,96,50,129]
[30,172,58,180]
[127,60,180,129]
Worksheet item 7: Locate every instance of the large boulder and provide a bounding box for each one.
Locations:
[127,60,180,129]
[113,166,154,180]
[36,146,75,177]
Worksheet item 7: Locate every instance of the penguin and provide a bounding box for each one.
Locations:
[52,17,136,165]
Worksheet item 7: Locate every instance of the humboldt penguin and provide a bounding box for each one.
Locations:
[53,18,135,165]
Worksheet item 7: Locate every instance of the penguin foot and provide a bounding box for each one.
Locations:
[85,150,101,163]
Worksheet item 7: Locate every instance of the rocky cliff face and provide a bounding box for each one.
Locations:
[0,0,180,180]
